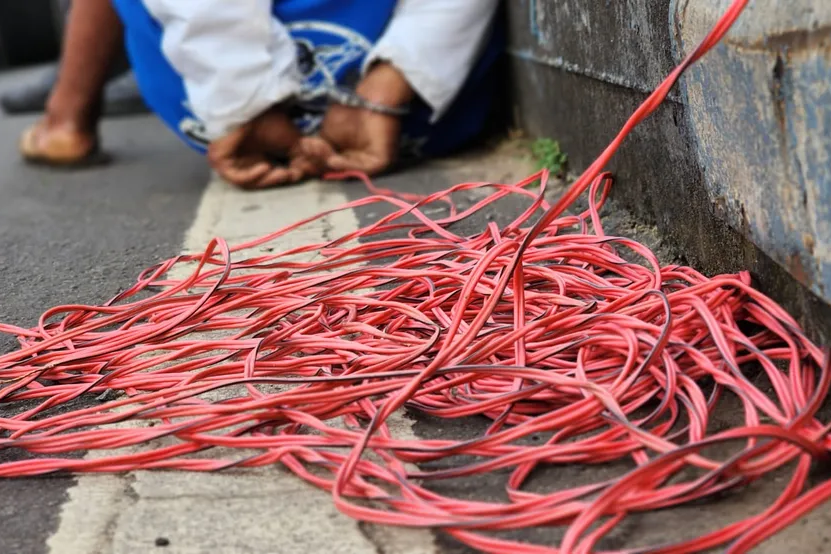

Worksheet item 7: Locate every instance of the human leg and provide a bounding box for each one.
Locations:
[19,0,125,165]
[1,0,146,117]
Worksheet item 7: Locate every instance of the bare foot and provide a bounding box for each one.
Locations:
[19,118,102,167]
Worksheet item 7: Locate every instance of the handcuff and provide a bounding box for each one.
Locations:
[318,86,411,117]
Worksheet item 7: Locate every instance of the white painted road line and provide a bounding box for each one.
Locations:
[48,177,436,554]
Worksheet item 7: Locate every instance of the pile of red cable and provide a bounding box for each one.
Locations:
[2,1,829,552]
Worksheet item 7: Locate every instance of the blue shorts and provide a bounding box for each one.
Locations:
[110,0,502,159]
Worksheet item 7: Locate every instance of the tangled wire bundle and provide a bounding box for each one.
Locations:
[2,1,830,552]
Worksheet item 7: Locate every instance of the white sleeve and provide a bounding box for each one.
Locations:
[364,0,499,123]
[143,0,301,140]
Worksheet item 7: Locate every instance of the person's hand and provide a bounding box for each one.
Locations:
[313,62,414,176]
[207,107,324,189]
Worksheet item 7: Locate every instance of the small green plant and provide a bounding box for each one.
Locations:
[531,137,568,177]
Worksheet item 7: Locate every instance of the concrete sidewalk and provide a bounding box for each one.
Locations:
[46,174,439,554]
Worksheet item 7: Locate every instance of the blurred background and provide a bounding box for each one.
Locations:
[0,0,66,70]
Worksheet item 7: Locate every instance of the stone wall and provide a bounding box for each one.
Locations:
[506,0,831,340]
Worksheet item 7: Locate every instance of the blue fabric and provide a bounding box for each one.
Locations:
[110,0,501,157]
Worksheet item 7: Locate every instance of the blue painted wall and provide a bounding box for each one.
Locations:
[507,0,831,317]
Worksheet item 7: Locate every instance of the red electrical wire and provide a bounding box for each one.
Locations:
[2,0,829,552]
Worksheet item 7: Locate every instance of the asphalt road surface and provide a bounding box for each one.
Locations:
[0,66,207,554]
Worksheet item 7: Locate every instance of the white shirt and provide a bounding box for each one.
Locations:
[142,0,500,140]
